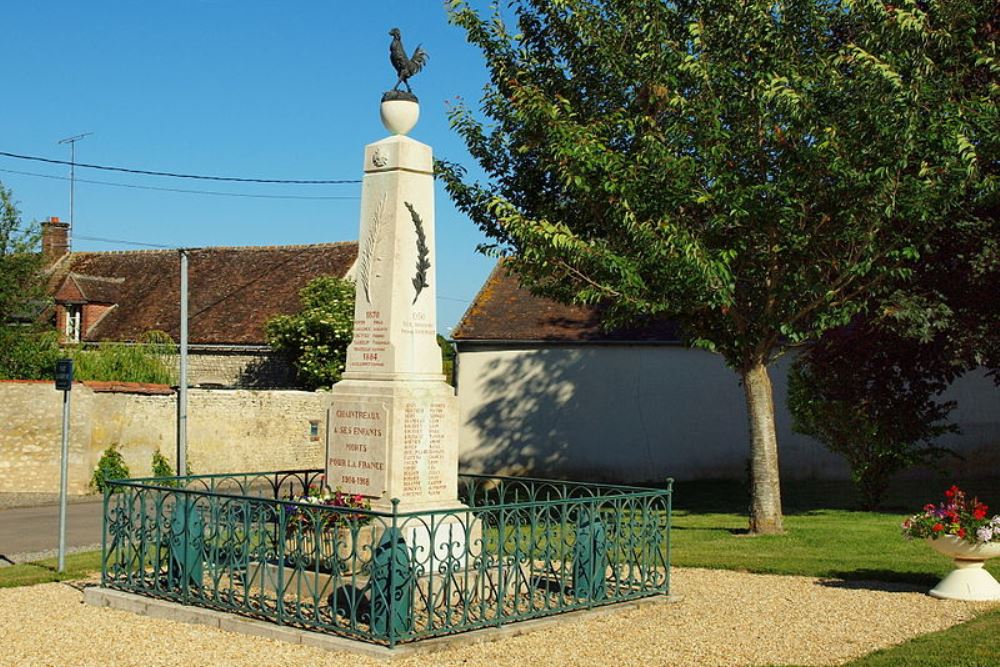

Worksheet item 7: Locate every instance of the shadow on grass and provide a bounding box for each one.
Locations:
[664,477,1000,516]
[819,570,939,590]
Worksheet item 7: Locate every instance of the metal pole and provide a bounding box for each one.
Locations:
[69,141,75,231]
[58,132,91,247]
[177,249,188,477]
[57,388,71,572]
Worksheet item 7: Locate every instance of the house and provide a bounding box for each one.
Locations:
[452,262,1000,483]
[41,218,358,388]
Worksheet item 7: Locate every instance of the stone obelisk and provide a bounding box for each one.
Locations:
[326,48,458,513]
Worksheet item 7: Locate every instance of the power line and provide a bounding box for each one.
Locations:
[0,167,359,201]
[0,150,361,184]
[74,234,173,249]
[58,233,474,304]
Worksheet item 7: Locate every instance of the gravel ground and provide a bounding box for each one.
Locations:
[1,568,995,667]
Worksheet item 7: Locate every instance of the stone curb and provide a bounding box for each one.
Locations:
[83,587,682,660]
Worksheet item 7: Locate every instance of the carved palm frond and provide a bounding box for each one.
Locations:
[359,192,388,304]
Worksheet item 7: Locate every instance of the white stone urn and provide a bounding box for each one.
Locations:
[927,535,1000,601]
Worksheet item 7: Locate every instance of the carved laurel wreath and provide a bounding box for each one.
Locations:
[406,202,431,304]
[358,192,388,303]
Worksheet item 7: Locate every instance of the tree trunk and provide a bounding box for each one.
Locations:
[742,361,784,534]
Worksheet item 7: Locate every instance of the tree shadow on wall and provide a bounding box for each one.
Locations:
[238,352,295,389]
[460,347,588,480]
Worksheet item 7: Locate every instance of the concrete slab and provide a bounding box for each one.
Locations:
[83,586,679,660]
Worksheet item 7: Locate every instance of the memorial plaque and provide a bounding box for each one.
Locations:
[401,400,449,498]
[327,401,388,497]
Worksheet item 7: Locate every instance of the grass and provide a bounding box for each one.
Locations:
[0,550,102,588]
[834,606,1000,666]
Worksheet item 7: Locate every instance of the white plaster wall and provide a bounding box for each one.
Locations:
[455,345,1000,483]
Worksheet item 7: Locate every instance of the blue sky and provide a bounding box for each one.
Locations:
[1,1,498,334]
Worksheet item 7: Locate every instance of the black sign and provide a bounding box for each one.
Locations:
[55,358,74,391]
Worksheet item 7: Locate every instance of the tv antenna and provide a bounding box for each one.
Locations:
[58,132,93,241]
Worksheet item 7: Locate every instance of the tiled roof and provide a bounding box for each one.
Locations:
[55,274,124,304]
[452,261,681,343]
[46,243,358,345]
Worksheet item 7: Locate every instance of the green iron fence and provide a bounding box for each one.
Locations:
[101,470,672,647]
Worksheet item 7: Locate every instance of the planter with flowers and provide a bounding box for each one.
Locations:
[902,485,1000,601]
[284,485,374,576]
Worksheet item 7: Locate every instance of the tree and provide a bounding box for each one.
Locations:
[265,276,355,390]
[787,322,960,510]
[0,181,59,379]
[441,0,997,532]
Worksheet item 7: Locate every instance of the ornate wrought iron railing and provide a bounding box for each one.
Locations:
[101,470,672,646]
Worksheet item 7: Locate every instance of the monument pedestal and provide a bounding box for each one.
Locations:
[327,379,458,512]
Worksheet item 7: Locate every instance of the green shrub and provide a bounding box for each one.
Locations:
[91,444,130,493]
[70,330,176,385]
[151,448,174,478]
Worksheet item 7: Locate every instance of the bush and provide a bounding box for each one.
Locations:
[265,277,355,390]
[151,449,174,478]
[91,444,130,493]
[0,328,59,380]
[70,330,176,385]
[787,322,958,510]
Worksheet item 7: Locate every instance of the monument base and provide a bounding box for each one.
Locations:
[326,378,459,511]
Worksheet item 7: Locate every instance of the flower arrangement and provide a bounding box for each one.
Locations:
[902,485,1000,544]
[285,481,371,535]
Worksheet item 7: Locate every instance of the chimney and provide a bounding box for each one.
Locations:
[42,216,70,264]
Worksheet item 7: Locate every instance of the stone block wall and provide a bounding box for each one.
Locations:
[0,381,329,494]
[165,350,296,388]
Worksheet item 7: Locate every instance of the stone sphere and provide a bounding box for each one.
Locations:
[380,100,420,136]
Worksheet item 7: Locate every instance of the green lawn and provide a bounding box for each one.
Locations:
[671,509,999,585]
[0,550,102,588]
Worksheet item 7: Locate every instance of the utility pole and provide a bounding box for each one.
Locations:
[177,249,188,477]
[57,132,93,244]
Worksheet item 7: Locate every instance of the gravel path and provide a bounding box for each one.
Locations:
[1,568,995,667]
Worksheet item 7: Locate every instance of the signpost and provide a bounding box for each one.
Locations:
[55,358,73,572]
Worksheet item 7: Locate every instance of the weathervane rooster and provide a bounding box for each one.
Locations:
[388,28,428,95]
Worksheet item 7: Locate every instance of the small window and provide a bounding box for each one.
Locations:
[64,305,82,342]
[309,420,320,441]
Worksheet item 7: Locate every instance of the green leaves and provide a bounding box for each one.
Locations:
[443,0,996,371]
[265,276,355,390]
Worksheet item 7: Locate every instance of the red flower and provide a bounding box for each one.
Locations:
[932,523,944,532]
[958,528,967,538]
[974,508,987,520]
[945,487,956,499]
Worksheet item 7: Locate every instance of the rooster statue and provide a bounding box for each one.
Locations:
[388,28,428,95]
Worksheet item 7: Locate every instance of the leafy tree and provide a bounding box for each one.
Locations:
[787,322,960,510]
[0,181,59,379]
[265,276,355,390]
[442,0,997,532]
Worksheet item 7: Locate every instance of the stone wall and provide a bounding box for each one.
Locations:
[169,350,295,388]
[0,381,329,494]
[455,344,1000,483]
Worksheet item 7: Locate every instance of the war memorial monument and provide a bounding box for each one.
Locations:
[85,30,673,651]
